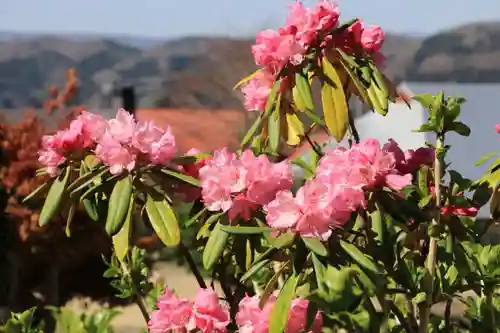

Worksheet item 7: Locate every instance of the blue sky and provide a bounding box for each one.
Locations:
[2,0,500,38]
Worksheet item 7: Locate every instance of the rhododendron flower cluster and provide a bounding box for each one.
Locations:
[149,288,230,333]
[199,148,293,221]
[265,139,418,239]
[241,0,386,111]
[236,294,322,333]
[38,109,177,175]
[176,148,211,201]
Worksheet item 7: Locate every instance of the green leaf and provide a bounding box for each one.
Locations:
[321,57,348,142]
[233,69,260,90]
[105,176,134,236]
[23,181,52,203]
[418,194,433,208]
[302,237,328,257]
[220,225,273,235]
[450,121,471,136]
[285,111,305,146]
[413,94,434,109]
[476,152,498,167]
[418,166,429,196]
[259,260,291,308]
[67,166,107,194]
[268,93,281,153]
[202,220,229,270]
[291,157,315,179]
[370,207,384,244]
[160,168,200,187]
[113,195,134,262]
[145,191,181,247]
[240,113,265,148]
[240,258,271,282]
[340,240,383,274]
[83,196,99,222]
[269,275,298,333]
[39,166,71,227]
[293,72,314,112]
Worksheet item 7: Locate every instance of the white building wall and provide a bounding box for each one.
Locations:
[296,83,500,218]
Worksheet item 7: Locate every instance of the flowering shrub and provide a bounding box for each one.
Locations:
[22,1,500,332]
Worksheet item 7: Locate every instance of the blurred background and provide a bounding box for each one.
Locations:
[1,0,500,332]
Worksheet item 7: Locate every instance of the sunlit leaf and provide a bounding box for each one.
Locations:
[269,275,298,333]
[39,166,71,227]
[145,191,181,247]
[233,69,260,90]
[321,57,348,142]
[105,176,133,236]
[113,195,134,262]
[202,220,229,270]
[285,111,305,146]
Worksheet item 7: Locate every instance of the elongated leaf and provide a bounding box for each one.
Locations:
[340,240,383,274]
[23,181,52,203]
[220,225,273,235]
[302,237,328,257]
[160,168,200,187]
[83,196,99,221]
[145,192,181,247]
[240,259,271,282]
[105,176,133,236]
[291,157,315,179]
[418,166,429,196]
[67,166,107,194]
[268,94,281,153]
[260,260,291,308]
[337,50,371,103]
[370,207,384,244]
[39,166,71,227]
[65,202,77,237]
[113,195,134,262]
[202,221,229,270]
[370,64,389,115]
[477,152,498,167]
[269,275,298,333]
[321,57,348,142]
[241,113,266,148]
[293,73,314,112]
[285,112,305,146]
[233,69,260,90]
[69,169,109,198]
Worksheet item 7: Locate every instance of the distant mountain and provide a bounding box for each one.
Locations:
[0,22,500,110]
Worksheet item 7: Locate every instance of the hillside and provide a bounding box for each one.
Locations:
[0,21,500,109]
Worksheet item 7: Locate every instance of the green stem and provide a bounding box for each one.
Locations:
[179,242,207,289]
[119,260,150,324]
[419,134,444,333]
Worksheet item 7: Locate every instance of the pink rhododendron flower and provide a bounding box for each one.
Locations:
[235,295,322,333]
[266,138,413,238]
[383,139,435,174]
[360,25,385,53]
[148,288,194,333]
[38,149,65,176]
[38,109,178,175]
[95,132,136,175]
[495,124,500,134]
[199,148,293,221]
[176,149,211,201]
[149,288,229,333]
[107,108,136,144]
[241,70,276,112]
[193,288,230,333]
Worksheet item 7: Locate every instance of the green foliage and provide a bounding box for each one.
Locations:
[0,308,43,333]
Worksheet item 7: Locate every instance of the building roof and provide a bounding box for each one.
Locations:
[0,107,247,154]
[135,108,246,153]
